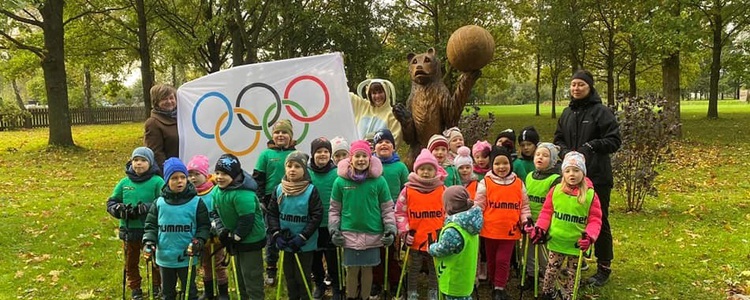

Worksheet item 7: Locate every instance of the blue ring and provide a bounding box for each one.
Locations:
[192,91,233,139]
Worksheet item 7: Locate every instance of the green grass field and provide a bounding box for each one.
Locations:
[1,100,749,299]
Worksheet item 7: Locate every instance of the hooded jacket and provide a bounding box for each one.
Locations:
[106,161,164,241]
[553,88,621,187]
[427,206,483,257]
[210,171,266,251]
[350,79,403,145]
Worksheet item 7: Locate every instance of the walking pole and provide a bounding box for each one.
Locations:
[121,218,129,300]
[231,255,241,299]
[294,252,314,300]
[276,251,285,300]
[572,233,588,300]
[210,242,217,299]
[185,255,194,300]
[145,256,152,300]
[534,244,539,299]
[336,247,344,293]
[519,235,528,300]
[394,247,410,300]
[383,246,389,300]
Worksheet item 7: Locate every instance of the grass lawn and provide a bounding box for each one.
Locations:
[2,100,749,299]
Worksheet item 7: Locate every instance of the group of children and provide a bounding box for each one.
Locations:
[108,121,602,300]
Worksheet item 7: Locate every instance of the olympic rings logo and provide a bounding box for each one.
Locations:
[191,75,330,156]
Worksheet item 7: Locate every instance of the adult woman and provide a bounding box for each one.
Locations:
[350,79,403,146]
[553,70,621,287]
[144,84,179,171]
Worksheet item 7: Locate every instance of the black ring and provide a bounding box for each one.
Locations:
[235,82,281,130]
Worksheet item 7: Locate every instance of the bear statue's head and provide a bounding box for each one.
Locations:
[407,48,442,85]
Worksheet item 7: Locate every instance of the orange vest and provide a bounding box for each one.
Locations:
[480,177,523,240]
[466,180,478,201]
[406,186,446,251]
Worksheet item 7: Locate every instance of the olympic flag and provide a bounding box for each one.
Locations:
[176,53,356,171]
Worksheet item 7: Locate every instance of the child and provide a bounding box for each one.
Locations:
[186,155,229,300]
[443,127,465,162]
[514,126,540,183]
[253,119,296,284]
[494,129,517,162]
[395,149,447,300]
[211,154,267,299]
[307,137,343,299]
[331,136,350,165]
[475,146,531,300]
[372,129,409,297]
[454,146,478,200]
[522,143,561,286]
[106,146,164,299]
[428,186,484,300]
[471,140,492,180]
[429,134,459,186]
[329,140,397,300]
[526,152,602,300]
[267,151,323,300]
[142,158,210,300]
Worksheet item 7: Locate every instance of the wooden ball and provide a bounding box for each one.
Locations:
[447,25,495,72]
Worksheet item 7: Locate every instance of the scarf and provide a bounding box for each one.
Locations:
[378,152,401,164]
[405,172,444,193]
[153,107,177,119]
[280,178,310,197]
[195,180,214,196]
[125,161,157,183]
[473,164,490,175]
[309,160,336,173]
[459,172,476,185]
[348,167,368,183]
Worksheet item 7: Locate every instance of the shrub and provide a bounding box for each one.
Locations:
[458,105,496,146]
[0,100,31,130]
[612,96,681,212]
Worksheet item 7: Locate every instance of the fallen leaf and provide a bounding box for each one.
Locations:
[14,270,23,279]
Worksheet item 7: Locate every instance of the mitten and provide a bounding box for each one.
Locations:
[381,224,397,246]
[330,229,345,247]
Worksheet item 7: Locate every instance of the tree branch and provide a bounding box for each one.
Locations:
[0,8,43,27]
[64,5,130,27]
[0,31,44,57]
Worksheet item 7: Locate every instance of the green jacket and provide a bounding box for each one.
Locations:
[211,171,266,251]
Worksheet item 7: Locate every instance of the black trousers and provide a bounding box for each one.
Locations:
[593,184,613,263]
[312,228,341,294]
[160,265,198,300]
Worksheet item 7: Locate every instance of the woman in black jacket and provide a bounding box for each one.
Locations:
[553,69,621,287]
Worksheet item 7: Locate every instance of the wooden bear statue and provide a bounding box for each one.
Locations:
[393,47,481,169]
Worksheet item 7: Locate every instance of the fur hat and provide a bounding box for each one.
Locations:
[163,157,188,181]
[453,146,473,168]
[349,140,372,156]
[272,119,294,137]
[518,126,540,145]
[427,134,449,152]
[414,148,440,171]
[442,127,464,144]
[373,129,395,146]
[536,143,560,170]
[187,155,210,177]
[472,140,492,157]
[562,151,586,176]
[489,145,513,174]
[443,185,472,215]
[310,137,332,154]
[215,153,242,179]
[131,147,155,167]
[331,136,349,155]
[495,129,516,147]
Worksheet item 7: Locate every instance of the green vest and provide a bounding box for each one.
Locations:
[443,165,460,187]
[524,173,560,220]
[547,185,594,256]
[309,168,338,228]
[276,185,318,252]
[436,222,478,297]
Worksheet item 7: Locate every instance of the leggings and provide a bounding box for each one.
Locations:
[543,251,580,300]
[346,266,373,299]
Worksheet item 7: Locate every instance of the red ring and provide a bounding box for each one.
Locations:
[283,75,329,122]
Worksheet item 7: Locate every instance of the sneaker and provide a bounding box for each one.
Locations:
[540,292,556,300]
[151,285,162,298]
[313,285,326,300]
[407,291,419,300]
[265,269,277,286]
[131,288,143,300]
[478,262,488,280]
[369,284,382,298]
[580,260,589,271]
[428,289,438,300]
[492,289,509,300]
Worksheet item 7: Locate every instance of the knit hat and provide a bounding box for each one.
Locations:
[427,134,449,151]
[349,140,372,156]
[536,142,560,169]
[373,129,395,146]
[272,119,294,137]
[495,129,516,147]
[453,146,473,168]
[187,155,210,177]
[163,157,188,181]
[215,153,243,179]
[562,151,586,176]
[285,150,311,179]
[442,127,464,144]
[331,136,349,155]
[572,69,595,87]
[472,140,492,157]
[489,145,513,174]
[414,148,440,171]
[443,185,472,215]
[131,147,155,167]
[310,137,332,154]
[518,126,540,145]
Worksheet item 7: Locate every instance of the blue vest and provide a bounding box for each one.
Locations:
[155,196,200,268]
[200,189,215,213]
[276,185,318,252]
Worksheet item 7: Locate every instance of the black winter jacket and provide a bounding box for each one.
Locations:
[553,88,621,187]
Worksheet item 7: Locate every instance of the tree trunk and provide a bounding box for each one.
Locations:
[535,53,541,116]
[11,80,31,128]
[136,0,154,117]
[735,80,740,99]
[629,43,637,97]
[40,0,74,146]
[551,72,558,119]
[83,66,93,123]
[606,29,615,106]
[662,51,681,136]
[707,10,722,119]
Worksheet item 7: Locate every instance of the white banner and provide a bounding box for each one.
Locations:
[177,53,356,171]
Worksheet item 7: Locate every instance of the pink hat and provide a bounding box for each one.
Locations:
[453,146,473,168]
[349,140,372,156]
[472,140,492,157]
[414,148,440,171]
[427,134,449,152]
[187,155,210,177]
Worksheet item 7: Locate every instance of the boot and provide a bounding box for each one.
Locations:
[428,289,438,300]
[198,281,214,300]
[216,284,230,300]
[131,288,143,300]
[492,289,509,300]
[265,267,277,286]
[539,292,556,300]
[478,262,487,280]
[313,284,326,300]
[585,261,611,287]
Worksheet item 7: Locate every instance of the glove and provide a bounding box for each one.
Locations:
[135,202,149,216]
[402,232,415,246]
[577,234,593,251]
[125,204,139,219]
[288,235,306,252]
[111,203,128,219]
[530,227,548,245]
[274,233,288,250]
[186,238,203,256]
[578,143,594,158]
[330,229,345,247]
[381,224,397,247]
[523,217,535,235]
[218,229,232,246]
[142,241,155,260]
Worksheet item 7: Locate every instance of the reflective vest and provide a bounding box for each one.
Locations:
[547,184,594,256]
[524,173,560,220]
[465,180,478,201]
[480,177,523,240]
[436,222,479,297]
[276,185,318,253]
[406,186,446,251]
[155,196,200,268]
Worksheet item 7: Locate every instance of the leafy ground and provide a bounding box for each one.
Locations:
[1,100,749,299]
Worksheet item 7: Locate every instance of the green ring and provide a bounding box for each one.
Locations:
[263,99,309,143]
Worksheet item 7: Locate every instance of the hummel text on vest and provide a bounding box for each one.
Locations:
[554,212,587,224]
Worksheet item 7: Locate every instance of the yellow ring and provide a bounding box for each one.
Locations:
[214,107,261,156]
